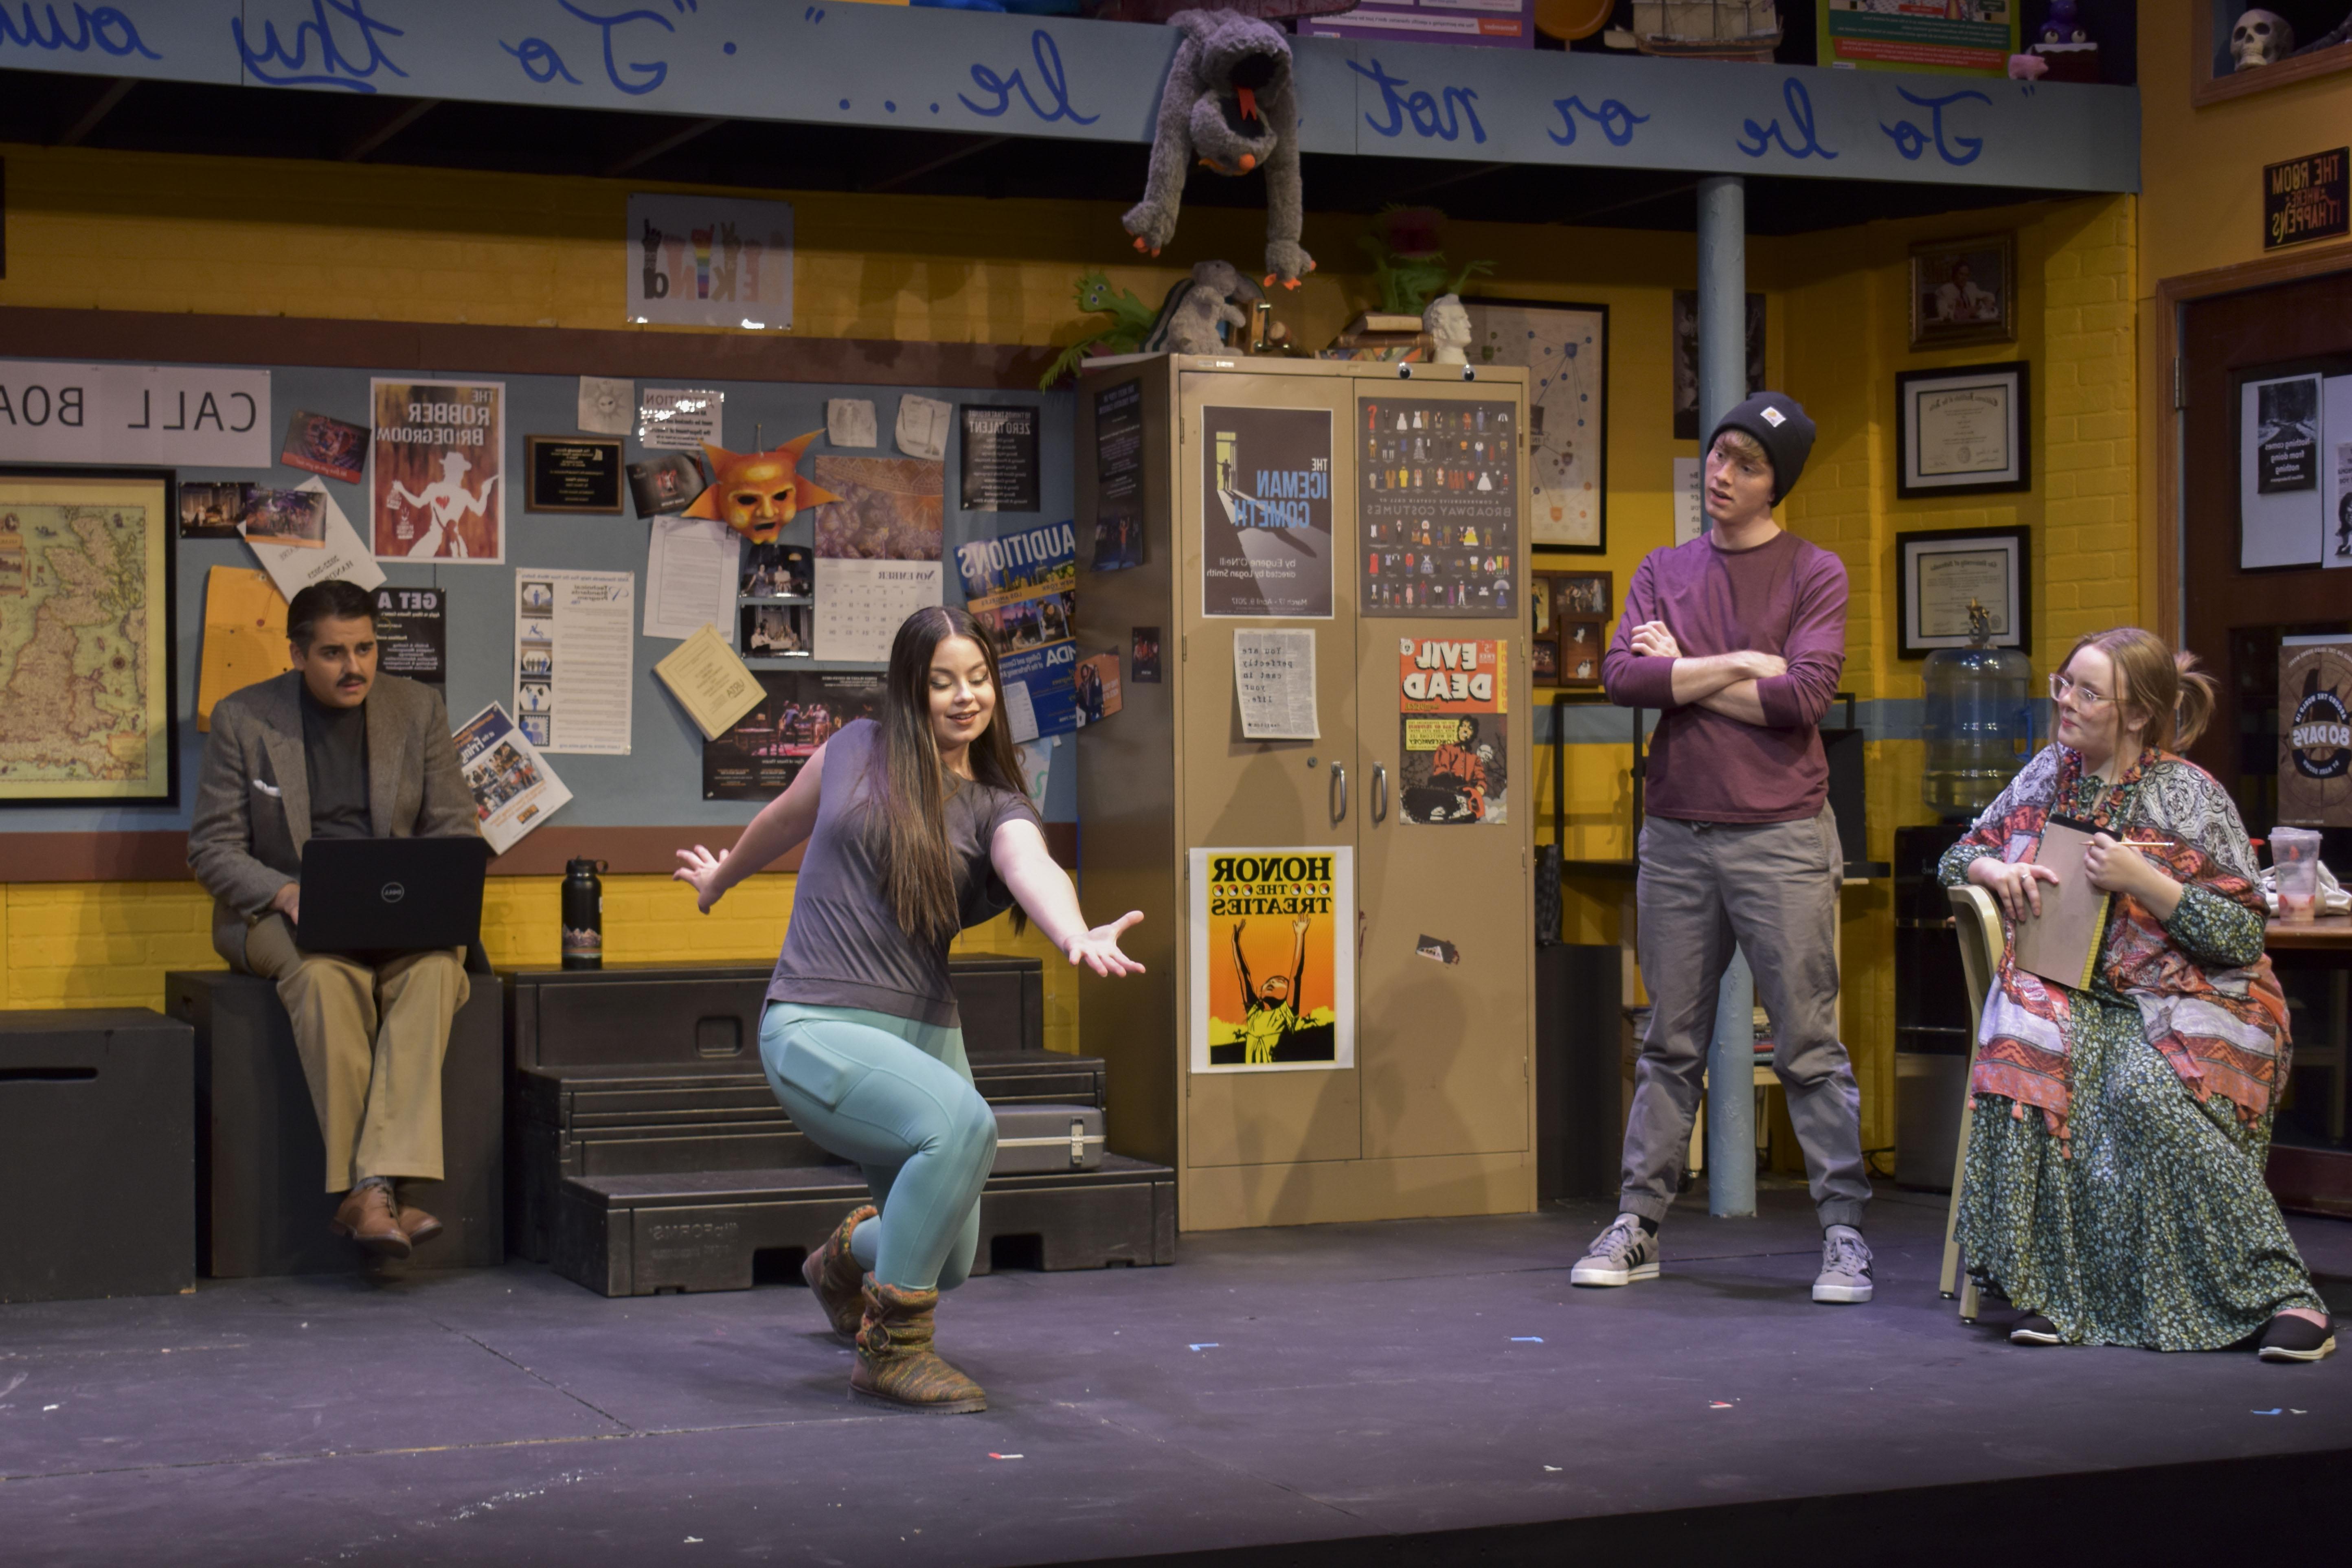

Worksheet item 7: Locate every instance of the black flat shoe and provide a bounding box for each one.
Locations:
[2009,1314,2062,1345]
[2258,1314,2336,1363]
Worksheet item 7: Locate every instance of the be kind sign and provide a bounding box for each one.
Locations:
[0,360,272,467]
[627,194,794,331]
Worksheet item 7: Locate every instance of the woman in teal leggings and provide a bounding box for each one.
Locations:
[675,606,1145,1412]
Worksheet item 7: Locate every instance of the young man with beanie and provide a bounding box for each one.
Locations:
[1573,392,1875,1304]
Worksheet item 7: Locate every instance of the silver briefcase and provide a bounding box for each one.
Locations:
[990,1103,1105,1174]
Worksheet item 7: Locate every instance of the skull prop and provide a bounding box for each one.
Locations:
[2231,9,2295,69]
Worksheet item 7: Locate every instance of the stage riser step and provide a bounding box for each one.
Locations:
[513,1056,1110,1263]
[552,1159,1175,1297]
[507,958,1047,1072]
[522,1056,1106,1127]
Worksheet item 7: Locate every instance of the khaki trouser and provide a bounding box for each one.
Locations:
[226,914,469,1193]
[1621,807,1871,1230]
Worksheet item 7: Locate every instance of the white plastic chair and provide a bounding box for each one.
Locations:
[1940,884,2003,1320]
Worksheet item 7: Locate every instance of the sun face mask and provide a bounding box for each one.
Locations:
[683,431,840,544]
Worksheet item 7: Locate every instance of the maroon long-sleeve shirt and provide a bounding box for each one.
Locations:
[1601,530,1847,824]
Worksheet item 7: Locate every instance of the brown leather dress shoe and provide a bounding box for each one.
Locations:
[331,1184,412,1259]
[397,1202,444,1246]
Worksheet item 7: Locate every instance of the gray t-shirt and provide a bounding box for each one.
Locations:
[766,719,1042,1026]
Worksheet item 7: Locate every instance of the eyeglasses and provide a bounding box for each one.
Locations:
[2049,673,2115,708]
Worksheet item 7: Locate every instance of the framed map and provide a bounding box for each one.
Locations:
[1463,298,1608,553]
[0,468,179,805]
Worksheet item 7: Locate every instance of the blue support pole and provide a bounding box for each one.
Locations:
[1695,174,1756,1220]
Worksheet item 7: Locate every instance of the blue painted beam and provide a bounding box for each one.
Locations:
[0,3,2137,191]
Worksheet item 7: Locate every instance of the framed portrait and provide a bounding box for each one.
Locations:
[0,466,180,805]
[1909,234,2016,349]
[1461,297,1608,553]
[1532,638,1561,686]
[1896,524,2030,659]
[1896,362,2030,498]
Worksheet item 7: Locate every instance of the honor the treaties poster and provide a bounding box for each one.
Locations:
[1200,406,1334,618]
[1189,847,1354,1075]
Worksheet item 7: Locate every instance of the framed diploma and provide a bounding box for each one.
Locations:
[1897,524,2030,659]
[1896,362,2029,498]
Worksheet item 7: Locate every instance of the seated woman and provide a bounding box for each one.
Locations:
[1942,627,2332,1361]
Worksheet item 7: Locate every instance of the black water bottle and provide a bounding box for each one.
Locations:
[562,857,607,970]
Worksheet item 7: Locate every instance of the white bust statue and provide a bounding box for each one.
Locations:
[1424,293,1471,365]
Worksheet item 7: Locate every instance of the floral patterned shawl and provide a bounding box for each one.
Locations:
[1955,743,2290,1146]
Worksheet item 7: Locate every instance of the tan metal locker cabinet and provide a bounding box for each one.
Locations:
[1073,356,1535,1231]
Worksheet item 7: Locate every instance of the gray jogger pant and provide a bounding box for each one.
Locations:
[1620,807,1870,1230]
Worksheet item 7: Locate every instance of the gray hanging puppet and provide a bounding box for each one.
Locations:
[1122,9,1315,290]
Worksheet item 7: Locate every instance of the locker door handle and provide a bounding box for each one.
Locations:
[1372,763,1389,825]
[1330,762,1348,824]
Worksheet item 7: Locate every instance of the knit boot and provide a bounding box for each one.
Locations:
[850,1280,987,1413]
[801,1203,876,1342]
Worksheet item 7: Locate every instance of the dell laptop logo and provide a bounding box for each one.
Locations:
[379,882,406,904]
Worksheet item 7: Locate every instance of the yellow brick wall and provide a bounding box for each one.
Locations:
[1758,193,2137,1153]
[1,875,1074,1052]
[0,141,2140,1159]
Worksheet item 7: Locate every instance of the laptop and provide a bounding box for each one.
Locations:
[295,837,489,955]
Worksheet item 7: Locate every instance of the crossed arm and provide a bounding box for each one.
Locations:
[1626,621,1786,726]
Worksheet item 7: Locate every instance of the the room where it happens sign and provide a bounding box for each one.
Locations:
[2264,149,2348,252]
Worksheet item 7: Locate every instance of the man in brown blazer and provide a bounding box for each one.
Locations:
[189,579,480,1259]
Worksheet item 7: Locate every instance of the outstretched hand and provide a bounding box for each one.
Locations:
[1066,910,1147,978]
[673,845,730,914]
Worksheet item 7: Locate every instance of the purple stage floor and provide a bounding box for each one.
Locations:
[2,1184,2346,1566]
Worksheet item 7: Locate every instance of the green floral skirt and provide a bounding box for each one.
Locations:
[1955,991,2325,1350]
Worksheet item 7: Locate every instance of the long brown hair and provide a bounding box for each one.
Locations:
[864,605,1030,943]
[2059,627,2218,753]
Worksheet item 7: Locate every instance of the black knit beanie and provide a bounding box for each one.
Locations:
[1708,392,1816,505]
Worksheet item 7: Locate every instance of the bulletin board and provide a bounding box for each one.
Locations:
[0,311,1077,871]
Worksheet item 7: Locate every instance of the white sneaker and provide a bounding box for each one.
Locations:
[1571,1213,1659,1287]
[1813,1225,1874,1304]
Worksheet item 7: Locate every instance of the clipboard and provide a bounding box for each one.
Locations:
[2008,816,2112,991]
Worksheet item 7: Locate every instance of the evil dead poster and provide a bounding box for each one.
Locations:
[1398,637,1508,825]
[1200,406,1333,618]
[1189,847,1354,1075]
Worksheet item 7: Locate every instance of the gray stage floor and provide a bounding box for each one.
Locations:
[3,1185,2347,1566]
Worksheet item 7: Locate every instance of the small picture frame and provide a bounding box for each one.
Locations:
[741,601,813,658]
[1896,362,2030,499]
[1553,571,1612,619]
[1896,524,2031,659]
[1529,572,1556,638]
[1531,638,1561,685]
[1559,617,1604,686]
[1908,234,2016,350]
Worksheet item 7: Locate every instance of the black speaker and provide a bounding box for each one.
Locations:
[1822,726,1868,870]
[1536,944,1624,1202]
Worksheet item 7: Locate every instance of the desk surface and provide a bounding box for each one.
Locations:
[2266,914,2352,951]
